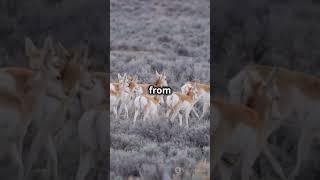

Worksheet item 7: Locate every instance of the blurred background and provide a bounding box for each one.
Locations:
[0,0,106,69]
[0,0,107,179]
[213,0,320,179]
[213,0,320,92]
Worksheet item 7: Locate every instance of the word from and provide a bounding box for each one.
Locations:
[148,85,172,95]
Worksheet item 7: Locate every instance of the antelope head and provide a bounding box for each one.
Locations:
[25,36,68,81]
[61,43,91,96]
[155,71,168,86]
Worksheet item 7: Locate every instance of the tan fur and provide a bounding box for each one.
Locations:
[167,87,199,127]
[212,99,265,180]
[128,79,137,91]
[138,95,161,113]
[200,84,210,92]
[1,67,34,97]
[138,83,151,94]
[0,74,46,120]
[213,99,263,132]
[110,89,120,97]
[247,65,320,179]
[138,73,167,94]
[225,67,294,179]
[195,83,210,93]
[142,94,161,105]
[175,92,194,103]
[61,63,82,95]
[254,65,320,99]
[0,89,23,112]
[245,82,272,121]
[110,83,121,97]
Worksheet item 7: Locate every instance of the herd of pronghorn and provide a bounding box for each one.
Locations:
[110,71,210,127]
[0,35,319,180]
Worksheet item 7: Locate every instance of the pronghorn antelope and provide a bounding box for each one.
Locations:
[0,36,65,180]
[181,81,210,119]
[166,85,198,127]
[0,36,67,171]
[0,67,34,100]
[24,42,89,180]
[110,75,121,119]
[115,72,167,120]
[110,82,120,119]
[75,76,107,180]
[118,75,139,116]
[118,74,136,119]
[47,46,107,180]
[76,109,107,180]
[0,39,36,97]
[110,73,127,91]
[212,96,287,180]
[110,73,130,119]
[136,71,168,95]
[0,37,67,99]
[36,42,107,180]
[133,94,164,124]
[228,64,320,180]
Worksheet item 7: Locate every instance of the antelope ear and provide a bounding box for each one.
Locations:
[156,71,160,77]
[68,48,80,64]
[117,73,122,80]
[162,73,167,79]
[43,35,55,57]
[133,75,138,81]
[57,41,70,58]
[43,35,53,49]
[25,37,38,57]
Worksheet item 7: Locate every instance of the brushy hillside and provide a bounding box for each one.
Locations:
[213,0,320,91]
[110,0,210,179]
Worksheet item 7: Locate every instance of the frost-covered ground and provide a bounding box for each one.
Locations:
[110,0,210,179]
